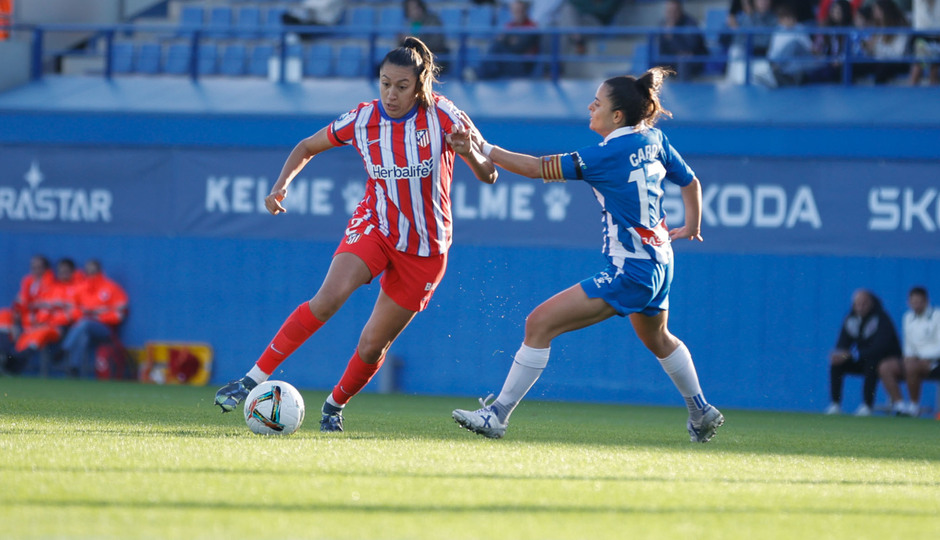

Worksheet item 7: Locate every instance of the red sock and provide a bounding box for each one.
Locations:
[331,350,384,405]
[256,303,324,375]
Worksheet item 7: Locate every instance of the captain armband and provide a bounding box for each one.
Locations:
[540,155,566,183]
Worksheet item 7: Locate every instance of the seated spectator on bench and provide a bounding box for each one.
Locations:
[14,258,85,375]
[61,259,129,378]
[825,289,902,416]
[880,286,940,416]
[0,255,53,375]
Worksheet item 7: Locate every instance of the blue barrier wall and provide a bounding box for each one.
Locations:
[1,78,939,413]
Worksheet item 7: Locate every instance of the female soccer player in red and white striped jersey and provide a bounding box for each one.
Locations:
[215,37,496,431]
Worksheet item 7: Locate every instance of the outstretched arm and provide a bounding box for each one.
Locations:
[266,126,333,214]
[668,177,703,242]
[450,113,545,180]
[446,114,497,184]
[485,144,544,179]
[447,125,498,184]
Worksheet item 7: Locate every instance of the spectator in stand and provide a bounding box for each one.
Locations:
[879,287,940,416]
[758,3,825,86]
[280,0,344,41]
[657,0,709,81]
[555,0,632,55]
[788,0,820,23]
[0,255,53,375]
[723,0,778,83]
[402,0,451,75]
[477,0,541,79]
[816,0,864,26]
[529,0,566,28]
[724,0,778,57]
[810,0,855,83]
[60,260,129,378]
[0,0,12,41]
[13,258,85,375]
[824,289,902,416]
[854,0,911,84]
[908,0,940,85]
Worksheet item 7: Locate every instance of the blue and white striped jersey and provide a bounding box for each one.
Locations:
[553,125,696,266]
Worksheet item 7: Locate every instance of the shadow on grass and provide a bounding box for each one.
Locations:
[5,498,939,518]
[0,462,937,489]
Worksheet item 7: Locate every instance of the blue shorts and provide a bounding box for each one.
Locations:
[579,259,672,317]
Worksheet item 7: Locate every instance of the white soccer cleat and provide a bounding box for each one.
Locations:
[854,404,872,417]
[452,394,507,439]
[894,401,920,417]
[687,405,724,443]
[891,401,912,417]
[824,402,842,415]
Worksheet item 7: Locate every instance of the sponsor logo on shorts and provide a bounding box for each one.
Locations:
[592,272,613,288]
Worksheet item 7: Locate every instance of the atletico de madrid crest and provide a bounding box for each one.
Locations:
[416,129,429,148]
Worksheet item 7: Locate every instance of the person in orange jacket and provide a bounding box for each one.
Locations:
[60,259,128,377]
[14,258,85,374]
[1,255,54,374]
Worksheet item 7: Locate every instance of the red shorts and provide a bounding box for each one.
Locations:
[334,223,447,313]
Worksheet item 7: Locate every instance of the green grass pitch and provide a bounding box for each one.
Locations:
[1,378,938,540]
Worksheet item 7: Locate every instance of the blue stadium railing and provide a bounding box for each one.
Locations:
[3,22,931,86]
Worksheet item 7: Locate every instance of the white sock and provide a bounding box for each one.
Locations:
[247,365,269,384]
[493,344,550,422]
[324,394,344,410]
[657,341,708,417]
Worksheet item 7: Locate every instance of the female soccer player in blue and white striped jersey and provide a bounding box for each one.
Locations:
[450,67,724,442]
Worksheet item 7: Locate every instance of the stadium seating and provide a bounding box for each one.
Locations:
[464,45,483,72]
[178,5,204,31]
[305,43,334,78]
[346,6,376,39]
[439,7,464,30]
[197,43,219,75]
[110,41,135,74]
[262,6,286,39]
[207,5,234,38]
[136,42,162,74]
[336,45,366,78]
[378,6,404,38]
[220,43,248,76]
[465,5,494,29]
[249,43,274,77]
[164,43,192,75]
[234,6,262,39]
[48,0,912,84]
[703,7,729,75]
[631,42,650,73]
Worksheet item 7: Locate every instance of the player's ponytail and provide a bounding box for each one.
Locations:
[603,66,674,128]
[380,36,440,109]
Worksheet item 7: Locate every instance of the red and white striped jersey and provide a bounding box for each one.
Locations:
[327,94,463,257]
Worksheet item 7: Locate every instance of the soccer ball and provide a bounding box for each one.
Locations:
[243,380,305,435]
